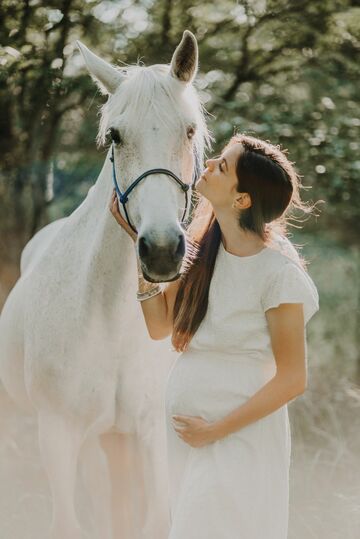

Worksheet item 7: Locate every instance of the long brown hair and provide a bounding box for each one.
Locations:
[172,133,317,353]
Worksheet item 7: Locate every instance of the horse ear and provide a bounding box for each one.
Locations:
[169,30,198,83]
[76,41,125,94]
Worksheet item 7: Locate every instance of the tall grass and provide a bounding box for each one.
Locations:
[288,232,360,538]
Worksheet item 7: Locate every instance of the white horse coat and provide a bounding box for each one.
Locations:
[0,31,209,539]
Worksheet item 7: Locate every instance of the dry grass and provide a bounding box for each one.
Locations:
[288,232,360,538]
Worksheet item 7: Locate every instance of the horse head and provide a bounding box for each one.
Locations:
[77,31,210,283]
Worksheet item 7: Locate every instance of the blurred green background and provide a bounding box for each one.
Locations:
[0,1,359,535]
[2,0,359,373]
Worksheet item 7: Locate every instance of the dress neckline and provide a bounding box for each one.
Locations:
[220,240,270,260]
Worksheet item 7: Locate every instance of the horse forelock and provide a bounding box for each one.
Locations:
[97,62,212,166]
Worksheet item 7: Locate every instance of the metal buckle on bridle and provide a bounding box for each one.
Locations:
[110,143,197,234]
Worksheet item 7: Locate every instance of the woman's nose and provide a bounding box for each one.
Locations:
[205,159,215,170]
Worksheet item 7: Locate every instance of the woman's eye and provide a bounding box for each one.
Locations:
[219,162,223,172]
[108,128,122,145]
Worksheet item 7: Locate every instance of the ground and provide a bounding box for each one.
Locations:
[0,376,359,539]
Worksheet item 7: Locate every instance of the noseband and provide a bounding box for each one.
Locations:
[110,144,198,234]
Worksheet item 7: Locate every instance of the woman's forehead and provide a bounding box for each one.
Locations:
[223,143,243,168]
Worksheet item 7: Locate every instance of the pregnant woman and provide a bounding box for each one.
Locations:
[110,132,319,538]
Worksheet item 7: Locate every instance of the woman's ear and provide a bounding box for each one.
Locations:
[232,193,252,210]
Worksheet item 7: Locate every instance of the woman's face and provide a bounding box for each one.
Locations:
[195,143,245,209]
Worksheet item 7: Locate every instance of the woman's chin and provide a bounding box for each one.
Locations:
[194,177,206,195]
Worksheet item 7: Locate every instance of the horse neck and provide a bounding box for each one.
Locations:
[81,148,115,219]
[70,150,137,300]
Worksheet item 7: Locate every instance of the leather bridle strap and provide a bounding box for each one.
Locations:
[110,143,197,234]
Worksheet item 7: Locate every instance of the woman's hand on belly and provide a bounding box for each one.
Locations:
[172,414,220,448]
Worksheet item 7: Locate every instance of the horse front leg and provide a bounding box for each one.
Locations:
[38,411,86,539]
[79,435,113,539]
[100,431,146,539]
[139,421,171,539]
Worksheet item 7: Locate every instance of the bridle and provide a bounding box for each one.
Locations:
[110,143,199,234]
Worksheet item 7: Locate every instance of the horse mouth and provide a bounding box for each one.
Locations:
[142,269,181,284]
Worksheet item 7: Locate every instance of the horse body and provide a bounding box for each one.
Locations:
[20,217,67,275]
[0,31,207,538]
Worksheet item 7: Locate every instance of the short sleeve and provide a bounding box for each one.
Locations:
[261,262,319,325]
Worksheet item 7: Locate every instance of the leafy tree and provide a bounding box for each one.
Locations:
[0,0,358,306]
[0,0,120,283]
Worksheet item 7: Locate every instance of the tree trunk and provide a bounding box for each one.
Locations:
[355,248,360,386]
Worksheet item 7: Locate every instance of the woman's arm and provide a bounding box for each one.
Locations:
[212,302,306,439]
[173,303,306,445]
[140,278,181,340]
[109,190,180,340]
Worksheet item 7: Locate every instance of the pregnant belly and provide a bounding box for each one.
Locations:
[165,349,275,423]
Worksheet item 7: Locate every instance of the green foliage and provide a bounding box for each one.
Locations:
[0,0,359,270]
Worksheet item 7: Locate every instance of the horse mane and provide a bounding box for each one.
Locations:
[97,63,212,177]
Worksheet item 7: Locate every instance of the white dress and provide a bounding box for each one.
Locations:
[165,240,319,539]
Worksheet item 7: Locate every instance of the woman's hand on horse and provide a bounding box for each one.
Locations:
[109,189,138,242]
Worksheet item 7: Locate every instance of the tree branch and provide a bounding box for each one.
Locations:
[160,0,173,50]
[217,0,332,104]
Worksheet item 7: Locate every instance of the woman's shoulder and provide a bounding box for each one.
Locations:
[215,234,303,278]
[264,245,316,288]
[262,236,317,292]
[263,247,302,279]
[267,232,302,266]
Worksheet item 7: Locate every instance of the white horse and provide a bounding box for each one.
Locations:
[0,30,210,539]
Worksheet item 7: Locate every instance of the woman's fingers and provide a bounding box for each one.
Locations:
[109,190,124,222]
[109,190,138,241]
[109,190,118,213]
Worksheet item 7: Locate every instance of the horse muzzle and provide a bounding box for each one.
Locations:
[138,234,185,283]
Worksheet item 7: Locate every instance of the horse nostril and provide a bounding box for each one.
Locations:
[138,236,150,258]
[175,235,185,258]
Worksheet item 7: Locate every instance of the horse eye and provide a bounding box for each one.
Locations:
[187,125,196,140]
[108,128,122,145]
